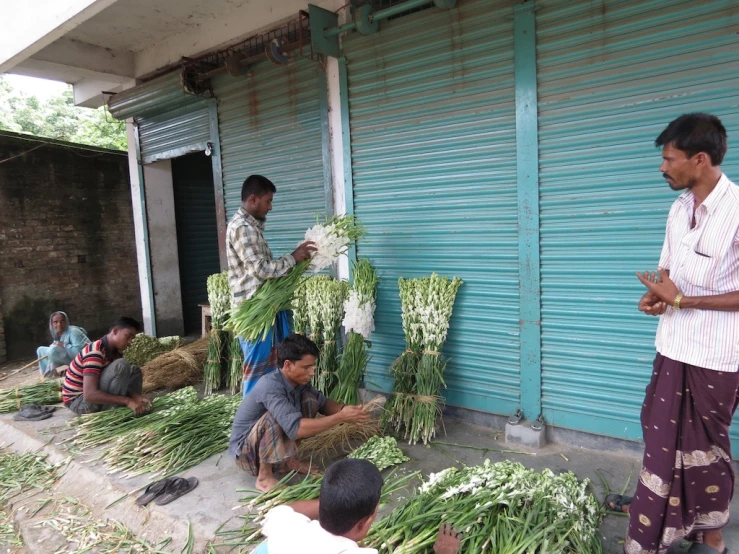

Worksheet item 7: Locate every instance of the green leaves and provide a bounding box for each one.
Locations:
[348,436,409,471]
[0,77,126,150]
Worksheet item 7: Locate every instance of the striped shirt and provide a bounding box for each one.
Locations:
[226,207,295,307]
[655,173,739,372]
[62,338,120,403]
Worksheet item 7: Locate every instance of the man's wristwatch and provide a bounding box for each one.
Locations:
[673,293,684,311]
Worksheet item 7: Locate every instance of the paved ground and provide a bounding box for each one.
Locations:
[1,393,737,553]
[0,358,41,389]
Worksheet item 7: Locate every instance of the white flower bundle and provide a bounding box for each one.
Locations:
[206,271,231,329]
[205,271,231,396]
[385,273,462,444]
[383,277,424,434]
[304,215,363,273]
[304,275,332,343]
[315,278,349,394]
[332,259,378,405]
[365,459,602,554]
[342,292,375,339]
[226,215,361,342]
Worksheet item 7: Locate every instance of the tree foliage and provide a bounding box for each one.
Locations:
[0,77,127,151]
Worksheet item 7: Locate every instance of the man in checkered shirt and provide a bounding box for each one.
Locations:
[226,175,315,396]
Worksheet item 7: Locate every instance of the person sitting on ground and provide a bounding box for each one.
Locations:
[229,333,370,492]
[37,311,91,377]
[251,458,463,554]
[62,317,152,416]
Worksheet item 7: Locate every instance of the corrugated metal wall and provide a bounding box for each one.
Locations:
[536,0,739,440]
[343,0,521,415]
[213,59,327,255]
[138,101,212,164]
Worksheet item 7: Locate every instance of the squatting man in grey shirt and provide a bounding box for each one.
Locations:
[228,333,369,492]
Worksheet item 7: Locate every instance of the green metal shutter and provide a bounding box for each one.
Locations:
[172,153,221,334]
[536,0,739,441]
[213,59,327,255]
[344,0,520,415]
[108,72,213,163]
[137,101,212,164]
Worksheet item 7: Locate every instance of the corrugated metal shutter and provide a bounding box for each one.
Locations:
[537,0,739,441]
[344,0,520,415]
[108,73,208,119]
[172,153,222,334]
[108,72,213,164]
[213,59,326,255]
[137,101,212,164]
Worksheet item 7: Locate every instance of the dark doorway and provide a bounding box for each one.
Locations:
[172,152,221,335]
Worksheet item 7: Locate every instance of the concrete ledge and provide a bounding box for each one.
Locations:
[505,420,547,449]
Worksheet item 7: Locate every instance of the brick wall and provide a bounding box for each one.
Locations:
[0,299,6,363]
[0,132,142,360]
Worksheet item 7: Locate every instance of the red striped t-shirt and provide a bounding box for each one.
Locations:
[62,338,120,403]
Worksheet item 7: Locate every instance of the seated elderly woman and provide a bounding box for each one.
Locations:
[37,311,91,377]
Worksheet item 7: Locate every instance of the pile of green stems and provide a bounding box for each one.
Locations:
[218,470,418,549]
[104,394,240,479]
[69,387,198,449]
[227,333,244,395]
[0,450,58,503]
[383,349,420,434]
[0,380,62,414]
[226,259,311,342]
[330,332,368,405]
[203,329,225,396]
[365,466,603,554]
[408,351,446,445]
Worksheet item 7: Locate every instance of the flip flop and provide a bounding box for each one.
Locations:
[667,540,729,554]
[605,493,632,513]
[13,404,56,421]
[135,477,173,506]
[154,477,199,506]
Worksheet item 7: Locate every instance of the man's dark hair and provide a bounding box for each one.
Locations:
[277,333,320,367]
[111,317,142,333]
[241,174,276,202]
[319,459,383,535]
[655,113,727,165]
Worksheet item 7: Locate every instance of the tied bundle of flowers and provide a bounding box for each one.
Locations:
[204,271,230,396]
[331,259,378,405]
[383,277,424,434]
[410,273,462,444]
[225,215,362,342]
[227,334,244,395]
[315,277,349,394]
[304,275,331,345]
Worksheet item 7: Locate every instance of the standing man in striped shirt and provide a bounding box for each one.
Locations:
[62,317,151,416]
[617,114,739,554]
[227,175,316,396]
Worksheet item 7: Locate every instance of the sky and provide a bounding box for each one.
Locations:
[4,74,70,99]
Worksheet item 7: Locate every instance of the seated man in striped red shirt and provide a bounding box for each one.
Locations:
[62,317,152,416]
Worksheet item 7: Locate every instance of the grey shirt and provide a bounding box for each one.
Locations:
[228,370,327,458]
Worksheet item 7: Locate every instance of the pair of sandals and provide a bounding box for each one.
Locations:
[13,403,56,421]
[135,476,199,507]
[605,494,729,554]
